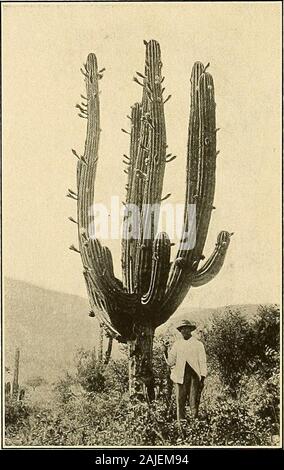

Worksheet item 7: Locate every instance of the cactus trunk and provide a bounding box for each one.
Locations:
[128,324,155,400]
[69,40,232,398]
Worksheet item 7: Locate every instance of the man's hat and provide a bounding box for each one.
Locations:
[175,319,197,331]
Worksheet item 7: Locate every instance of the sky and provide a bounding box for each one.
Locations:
[2,2,282,309]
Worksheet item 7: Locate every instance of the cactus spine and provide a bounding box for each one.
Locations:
[69,40,231,398]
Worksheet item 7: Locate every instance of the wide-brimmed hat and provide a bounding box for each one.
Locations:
[175,319,196,331]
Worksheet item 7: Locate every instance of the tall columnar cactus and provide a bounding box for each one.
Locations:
[69,40,232,398]
[12,348,20,399]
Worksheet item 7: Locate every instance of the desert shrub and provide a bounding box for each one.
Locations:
[5,398,31,427]
[249,305,280,374]
[5,397,36,446]
[182,397,273,446]
[204,308,253,392]
[203,305,280,394]
[152,335,173,402]
[25,376,47,391]
[240,347,280,425]
[6,404,85,446]
[53,372,76,404]
[104,356,129,393]
[75,348,106,393]
[53,347,129,406]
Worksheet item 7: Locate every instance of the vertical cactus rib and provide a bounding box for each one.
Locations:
[141,232,171,307]
[125,103,143,207]
[191,231,231,287]
[121,103,143,292]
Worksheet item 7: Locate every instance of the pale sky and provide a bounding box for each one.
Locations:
[3,2,282,309]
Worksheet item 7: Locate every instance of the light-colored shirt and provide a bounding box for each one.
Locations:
[166,336,207,384]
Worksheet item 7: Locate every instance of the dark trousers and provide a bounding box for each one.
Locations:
[175,362,201,421]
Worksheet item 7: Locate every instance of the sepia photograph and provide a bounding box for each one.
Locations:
[1,1,282,449]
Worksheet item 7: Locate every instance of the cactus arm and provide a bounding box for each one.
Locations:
[190,71,217,261]
[76,54,120,335]
[160,67,219,320]
[121,103,142,292]
[141,232,171,308]
[77,53,100,253]
[85,238,137,311]
[103,246,124,290]
[85,266,134,342]
[75,53,113,331]
[85,238,138,341]
[143,40,167,208]
[155,233,231,328]
[154,270,193,328]
[76,54,136,339]
[83,270,120,339]
[191,231,231,287]
[135,40,167,295]
[163,62,204,299]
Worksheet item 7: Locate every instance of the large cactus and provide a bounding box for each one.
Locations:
[69,40,232,399]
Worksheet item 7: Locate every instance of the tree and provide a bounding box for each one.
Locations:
[204,305,280,394]
[26,376,46,391]
[68,40,231,399]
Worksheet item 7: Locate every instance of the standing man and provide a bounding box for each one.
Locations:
[164,319,207,421]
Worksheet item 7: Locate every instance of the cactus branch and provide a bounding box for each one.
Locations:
[191,231,231,287]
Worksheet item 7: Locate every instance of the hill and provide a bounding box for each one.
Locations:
[4,278,273,384]
[4,278,103,383]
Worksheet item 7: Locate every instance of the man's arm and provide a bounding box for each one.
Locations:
[199,342,207,386]
[164,342,177,367]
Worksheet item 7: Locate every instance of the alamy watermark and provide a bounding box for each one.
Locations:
[87,196,196,250]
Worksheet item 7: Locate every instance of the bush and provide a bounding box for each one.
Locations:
[52,347,130,406]
[5,398,31,427]
[25,376,47,391]
[75,348,106,393]
[104,356,129,393]
[182,398,273,446]
[249,305,280,374]
[204,305,280,394]
[240,347,280,424]
[53,372,76,404]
